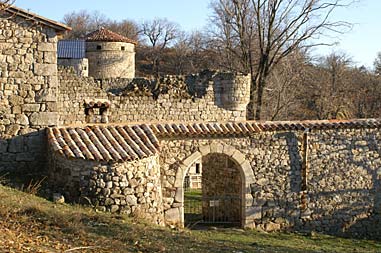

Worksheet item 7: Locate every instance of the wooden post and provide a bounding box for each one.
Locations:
[302,129,309,191]
[301,129,309,211]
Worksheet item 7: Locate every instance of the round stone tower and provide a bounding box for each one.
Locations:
[213,72,251,111]
[85,27,136,79]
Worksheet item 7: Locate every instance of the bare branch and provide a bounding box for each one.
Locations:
[209,0,354,119]
[0,0,15,11]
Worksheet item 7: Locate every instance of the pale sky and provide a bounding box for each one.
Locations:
[15,0,381,69]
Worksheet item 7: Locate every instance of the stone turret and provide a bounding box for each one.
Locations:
[85,27,136,79]
[213,72,251,111]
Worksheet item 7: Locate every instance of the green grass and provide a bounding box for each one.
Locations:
[0,184,381,252]
[184,189,202,210]
[184,189,203,225]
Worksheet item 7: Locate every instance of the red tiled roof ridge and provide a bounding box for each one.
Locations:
[48,118,381,162]
[55,118,381,128]
[85,27,137,44]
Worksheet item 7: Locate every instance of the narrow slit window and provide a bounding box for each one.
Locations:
[97,45,102,50]
[121,46,125,51]
[195,163,200,174]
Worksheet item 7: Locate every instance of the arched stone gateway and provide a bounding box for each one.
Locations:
[172,143,255,228]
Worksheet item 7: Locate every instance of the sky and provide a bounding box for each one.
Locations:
[15,0,381,69]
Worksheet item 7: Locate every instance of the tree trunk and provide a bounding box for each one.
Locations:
[255,77,265,120]
[247,77,256,120]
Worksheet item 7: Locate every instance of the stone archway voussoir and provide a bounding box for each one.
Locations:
[210,143,224,153]
[222,144,236,156]
[182,151,202,168]
[231,151,246,165]
[174,164,188,187]
[198,145,211,156]
[241,160,254,184]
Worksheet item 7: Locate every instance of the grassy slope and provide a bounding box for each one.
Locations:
[0,185,380,253]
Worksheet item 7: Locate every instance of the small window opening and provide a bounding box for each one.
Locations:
[195,163,201,174]
[97,45,102,50]
[121,46,125,51]
[84,102,110,124]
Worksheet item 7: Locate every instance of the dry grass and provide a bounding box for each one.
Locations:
[0,172,9,186]
[0,185,380,253]
[20,176,46,195]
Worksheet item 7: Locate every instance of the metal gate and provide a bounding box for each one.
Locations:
[184,189,241,227]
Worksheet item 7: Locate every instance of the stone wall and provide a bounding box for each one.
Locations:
[304,128,381,237]
[57,67,106,125]
[49,152,164,225]
[58,58,88,77]
[159,127,381,238]
[0,15,59,173]
[57,68,250,125]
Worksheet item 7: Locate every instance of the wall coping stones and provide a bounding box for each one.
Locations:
[84,99,111,108]
[149,119,381,137]
[47,118,381,163]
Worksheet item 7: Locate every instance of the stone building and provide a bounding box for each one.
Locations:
[2,5,381,239]
[184,159,202,189]
[57,40,88,77]
[0,5,70,173]
[85,27,136,79]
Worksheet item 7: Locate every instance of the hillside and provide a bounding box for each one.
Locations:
[0,185,380,253]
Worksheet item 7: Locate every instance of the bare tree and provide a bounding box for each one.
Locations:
[106,19,140,42]
[140,18,180,76]
[299,52,354,120]
[209,0,256,73]
[262,51,305,120]
[62,10,139,41]
[168,32,191,75]
[62,10,109,39]
[373,52,381,76]
[210,0,352,120]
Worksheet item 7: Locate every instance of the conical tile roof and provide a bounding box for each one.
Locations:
[85,27,137,44]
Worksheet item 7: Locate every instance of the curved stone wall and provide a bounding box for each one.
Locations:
[49,152,164,225]
[213,72,251,111]
[86,41,135,79]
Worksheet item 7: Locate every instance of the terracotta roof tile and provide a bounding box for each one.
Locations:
[47,125,159,162]
[85,27,137,44]
[150,119,381,137]
[48,119,381,162]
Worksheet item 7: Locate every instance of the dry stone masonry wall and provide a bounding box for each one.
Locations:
[57,68,251,125]
[158,127,381,238]
[49,152,164,225]
[0,14,60,172]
